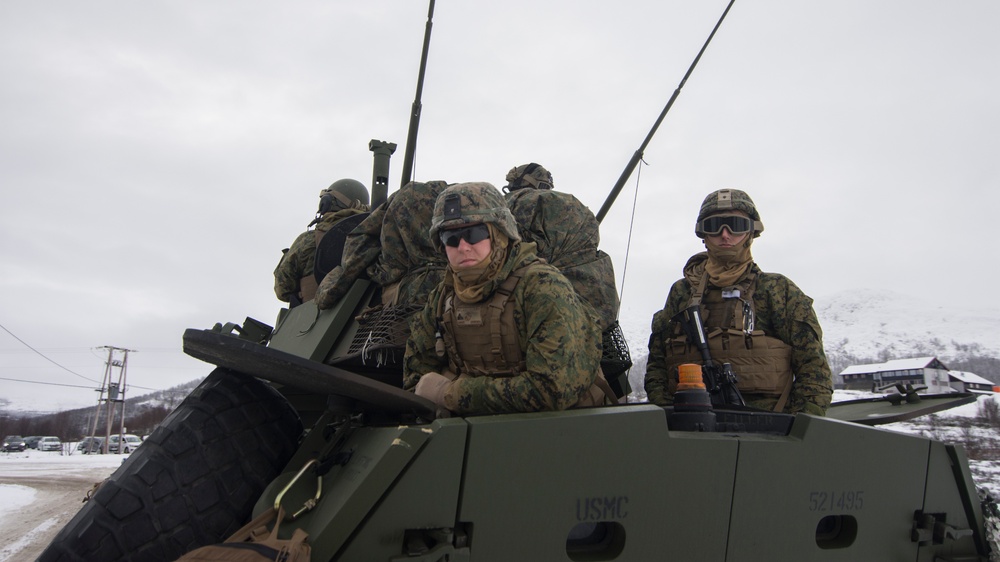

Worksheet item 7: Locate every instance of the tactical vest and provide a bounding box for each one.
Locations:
[298,209,363,302]
[663,271,794,411]
[294,228,327,302]
[436,264,612,407]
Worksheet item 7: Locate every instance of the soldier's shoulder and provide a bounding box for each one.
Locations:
[533,190,593,214]
[519,261,575,294]
[754,271,816,308]
[664,277,690,303]
[397,180,449,201]
[756,271,805,293]
[668,277,688,292]
[288,230,314,251]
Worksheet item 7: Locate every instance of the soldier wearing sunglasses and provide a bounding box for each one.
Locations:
[403,182,615,415]
[644,189,833,415]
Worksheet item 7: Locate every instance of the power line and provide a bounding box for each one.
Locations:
[0,375,190,395]
[0,376,97,390]
[0,321,102,384]
[0,322,195,394]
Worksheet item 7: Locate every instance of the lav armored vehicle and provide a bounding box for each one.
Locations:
[36,163,996,562]
[38,2,996,560]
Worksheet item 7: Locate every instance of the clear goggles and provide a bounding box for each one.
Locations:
[698,214,753,236]
[440,224,490,248]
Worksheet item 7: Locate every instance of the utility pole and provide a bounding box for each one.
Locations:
[87,346,134,454]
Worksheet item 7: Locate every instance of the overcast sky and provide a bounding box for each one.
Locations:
[2,0,998,412]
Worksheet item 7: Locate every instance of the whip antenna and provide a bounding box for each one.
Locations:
[399,0,436,189]
[596,0,737,223]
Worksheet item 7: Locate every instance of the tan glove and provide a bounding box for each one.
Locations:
[414,372,454,410]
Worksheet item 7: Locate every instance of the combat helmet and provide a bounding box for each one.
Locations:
[430,182,521,249]
[695,188,764,238]
[504,163,554,191]
[318,178,370,214]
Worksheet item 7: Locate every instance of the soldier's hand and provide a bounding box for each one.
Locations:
[314,289,332,310]
[315,267,346,310]
[801,402,826,417]
[414,372,453,410]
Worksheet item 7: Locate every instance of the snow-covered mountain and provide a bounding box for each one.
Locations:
[617,288,1000,396]
[817,288,1000,361]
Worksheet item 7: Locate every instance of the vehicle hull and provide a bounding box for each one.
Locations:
[253,404,988,561]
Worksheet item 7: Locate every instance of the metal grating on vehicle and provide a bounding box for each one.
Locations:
[601,321,633,378]
[347,303,423,359]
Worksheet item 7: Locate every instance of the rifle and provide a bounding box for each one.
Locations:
[672,304,745,407]
[595,0,736,223]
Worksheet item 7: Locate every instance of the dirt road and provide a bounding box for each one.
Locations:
[0,451,121,561]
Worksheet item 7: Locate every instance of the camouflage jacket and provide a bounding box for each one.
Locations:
[404,242,602,415]
[644,260,833,415]
[505,188,619,329]
[315,181,448,310]
[273,208,367,302]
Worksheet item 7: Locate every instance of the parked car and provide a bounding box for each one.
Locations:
[2,435,26,452]
[77,436,105,454]
[38,436,62,451]
[24,436,43,449]
[107,434,142,453]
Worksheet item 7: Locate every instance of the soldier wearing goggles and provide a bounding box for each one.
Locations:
[644,188,833,416]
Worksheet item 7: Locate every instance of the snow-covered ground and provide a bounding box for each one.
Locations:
[0,447,125,561]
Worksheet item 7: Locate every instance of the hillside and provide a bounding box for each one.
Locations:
[0,379,202,440]
[817,289,1000,379]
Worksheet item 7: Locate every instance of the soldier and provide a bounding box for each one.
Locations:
[504,163,630,400]
[273,179,370,305]
[644,188,833,415]
[404,182,614,415]
[314,180,450,311]
[502,163,620,330]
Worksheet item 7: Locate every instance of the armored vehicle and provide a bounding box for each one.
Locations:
[36,2,997,560]
[36,203,996,562]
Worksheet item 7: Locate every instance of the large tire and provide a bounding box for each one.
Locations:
[37,368,303,562]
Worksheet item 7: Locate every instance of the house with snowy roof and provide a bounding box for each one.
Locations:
[839,356,997,394]
[948,371,999,394]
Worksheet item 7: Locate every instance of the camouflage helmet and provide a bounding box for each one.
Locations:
[504,163,554,191]
[695,188,764,238]
[319,178,370,212]
[430,182,521,248]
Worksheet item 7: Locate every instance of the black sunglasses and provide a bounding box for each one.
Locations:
[440,224,491,247]
[698,214,753,235]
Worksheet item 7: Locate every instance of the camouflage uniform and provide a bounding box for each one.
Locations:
[645,260,833,414]
[644,188,832,415]
[505,187,619,330]
[274,207,367,303]
[403,182,603,415]
[503,163,619,330]
[404,241,602,414]
[315,181,449,310]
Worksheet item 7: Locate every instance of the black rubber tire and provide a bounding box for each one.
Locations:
[37,368,303,562]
